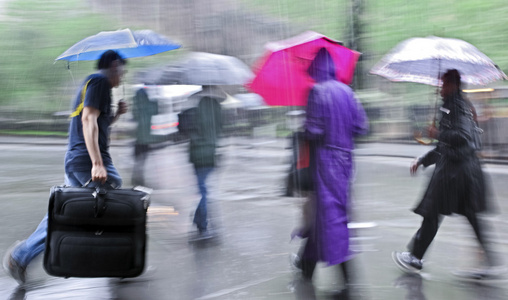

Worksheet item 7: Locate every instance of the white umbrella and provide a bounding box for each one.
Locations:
[370,36,507,86]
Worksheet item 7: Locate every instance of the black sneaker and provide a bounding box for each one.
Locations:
[289,253,316,280]
[392,251,423,274]
[2,241,26,285]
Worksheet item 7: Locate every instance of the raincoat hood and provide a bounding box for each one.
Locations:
[308,47,336,82]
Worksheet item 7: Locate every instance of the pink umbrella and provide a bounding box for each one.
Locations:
[246,31,360,106]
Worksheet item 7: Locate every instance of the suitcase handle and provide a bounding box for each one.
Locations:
[92,187,108,218]
[83,179,117,218]
[83,179,118,189]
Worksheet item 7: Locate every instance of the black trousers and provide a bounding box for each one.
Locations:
[410,212,496,265]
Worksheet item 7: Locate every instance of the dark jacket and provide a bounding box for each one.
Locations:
[189,95,222,168]
[132,88,160,145]
[414,93,489,217]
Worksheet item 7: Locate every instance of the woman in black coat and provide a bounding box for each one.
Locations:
[393,69,502,278]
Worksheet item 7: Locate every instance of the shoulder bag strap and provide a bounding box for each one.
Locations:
[69,79,92,118]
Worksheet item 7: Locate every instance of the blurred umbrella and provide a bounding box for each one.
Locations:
[150,52,253,85]
[221,94,243,109]
[233,93,266,108]
[56,28,180,62]
[246,31,360,106]
[370,36,507,86]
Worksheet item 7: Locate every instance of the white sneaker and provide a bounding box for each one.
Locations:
[392,251,423,274]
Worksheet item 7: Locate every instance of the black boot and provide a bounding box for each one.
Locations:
[301,259,317,280]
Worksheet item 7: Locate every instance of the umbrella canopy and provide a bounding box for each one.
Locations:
[370,36,507,86]
[233,93,266,108]
[246,31,361,106]
[56,28,181,61]
[149,52,253,85]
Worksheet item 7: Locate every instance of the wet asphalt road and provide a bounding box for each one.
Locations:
[0,137,508,299]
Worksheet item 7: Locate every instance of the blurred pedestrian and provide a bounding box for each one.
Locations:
[131,85,162,186]
[3,50,128,285]
[292,47,368,286]
[392,69,504,278]
[187,85,223,239]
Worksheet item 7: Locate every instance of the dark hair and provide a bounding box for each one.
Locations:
[97,50,126,70]
[441,69,461,89]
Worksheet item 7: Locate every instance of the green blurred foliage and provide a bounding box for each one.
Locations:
[246,0,508,79]
[244,0,350,41]
[0,0,185,115]
[1,0,507,115]
[364,0,508,69]
[0,0,117,112]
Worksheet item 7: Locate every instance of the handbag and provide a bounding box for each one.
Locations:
[288,132,312,193]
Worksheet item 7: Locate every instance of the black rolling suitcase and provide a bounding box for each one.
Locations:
[43,185,151,278]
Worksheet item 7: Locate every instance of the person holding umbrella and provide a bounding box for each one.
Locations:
[3,50,128,284]
[292,48,368,287]
[186,85,224,240]
[392,69,504,279]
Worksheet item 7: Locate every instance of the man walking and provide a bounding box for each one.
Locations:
[3,50,128,284]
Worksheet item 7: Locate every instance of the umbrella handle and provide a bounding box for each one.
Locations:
[414,74,440,145]
[413,131,436,145]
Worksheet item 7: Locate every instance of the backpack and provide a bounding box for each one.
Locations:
[177,107,197,136]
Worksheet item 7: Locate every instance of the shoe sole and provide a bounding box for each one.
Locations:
[452,270,508,283]
[2,240,21,272]
[2,240,25,285]
[391,251,421,275]
[188,232,216,242]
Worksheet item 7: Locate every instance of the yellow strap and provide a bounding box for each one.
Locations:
[69,79,92,118]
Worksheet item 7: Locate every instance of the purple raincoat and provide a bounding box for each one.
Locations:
[303,48,368,266]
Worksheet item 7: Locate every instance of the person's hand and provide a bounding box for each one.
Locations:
[427,124,439,139]
[91,165,107,184]
[410,158,421,176]
[117,100,128,116]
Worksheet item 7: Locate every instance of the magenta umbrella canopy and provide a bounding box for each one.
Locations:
[246,31,360,106]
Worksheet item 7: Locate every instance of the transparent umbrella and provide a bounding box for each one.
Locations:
[149,52,254,86]
[370,36,507,86]
[370,36,507,145]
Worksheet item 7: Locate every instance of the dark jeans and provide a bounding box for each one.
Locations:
[132,144,150,186]
[193,167,214,232]
[410,212,496,265]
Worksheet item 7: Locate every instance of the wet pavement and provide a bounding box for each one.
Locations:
[1,136,508,299]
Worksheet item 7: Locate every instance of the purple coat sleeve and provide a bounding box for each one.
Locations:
[350,90,368,136]
[305,88,325,141]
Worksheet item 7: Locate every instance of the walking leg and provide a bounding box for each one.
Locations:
[410,216,442,260]
[465,212,498,266]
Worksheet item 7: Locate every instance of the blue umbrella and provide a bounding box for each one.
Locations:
[56,29,181,61]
